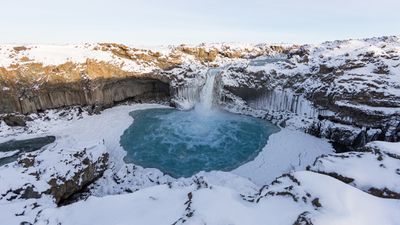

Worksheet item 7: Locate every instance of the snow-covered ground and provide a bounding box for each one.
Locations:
[1,103,400,224]
[0,103,333,186]
[233,129,333,185]
[0,104,167,165]
[310,151,400,197]
[33,171,400,225]
[0,103,335,224]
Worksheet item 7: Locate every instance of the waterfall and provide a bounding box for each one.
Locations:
[172,68,221,111]
[196,68,220,112]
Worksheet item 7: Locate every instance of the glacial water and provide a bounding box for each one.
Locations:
[121,108,279,178]
[0,136,56,166]
[121,67,279,177]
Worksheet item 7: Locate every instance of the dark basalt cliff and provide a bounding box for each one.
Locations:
[0,76,170,114]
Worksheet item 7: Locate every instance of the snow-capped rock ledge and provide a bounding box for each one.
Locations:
[308,141,400,199]
[0,142,108,204]
[220,37,400,148]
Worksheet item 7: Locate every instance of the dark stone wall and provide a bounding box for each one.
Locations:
[0,76,170,114]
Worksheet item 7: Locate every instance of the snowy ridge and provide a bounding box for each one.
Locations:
[245,36,400,104]
[33,171,400,225]
[309,149,400,198]
[0,43,156,73]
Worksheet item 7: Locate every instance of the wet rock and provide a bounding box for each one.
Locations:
[339,61,365,70]
[368,187,400,199]
[307,120,366,152]
[382,118,400,142]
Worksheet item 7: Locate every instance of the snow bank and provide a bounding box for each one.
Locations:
[366,141,400,157]
[310,151,400,198]
[233,129,333,185]
[34,171,400,225]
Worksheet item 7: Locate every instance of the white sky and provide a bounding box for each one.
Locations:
[1,0,399,45]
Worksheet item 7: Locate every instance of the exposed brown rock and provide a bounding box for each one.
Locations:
[13,46,28,52]
[368,187,400,199]
[18,154,36,168]
[46,151,109,204]
[2,114,27,126]
[178,46,219,63]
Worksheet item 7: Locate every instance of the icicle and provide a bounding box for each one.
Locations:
[171,85,201,110]
[248,89,322,118]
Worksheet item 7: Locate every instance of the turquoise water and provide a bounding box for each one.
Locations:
[120,108,279,178]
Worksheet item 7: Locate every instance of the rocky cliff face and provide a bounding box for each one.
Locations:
[0,38,399,148]
[0,76,170,114]
[220,36,400,148]
[0,43,284,114]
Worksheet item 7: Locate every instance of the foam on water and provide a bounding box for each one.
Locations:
[121,108,279,177]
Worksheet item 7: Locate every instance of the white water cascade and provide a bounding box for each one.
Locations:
[172,68,221,111]
[196,68,220,112]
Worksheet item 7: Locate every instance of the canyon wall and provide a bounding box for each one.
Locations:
[0,76,170,114]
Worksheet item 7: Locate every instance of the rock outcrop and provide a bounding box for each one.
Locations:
[308,141,400,199]
[220,36,400,147]
[0,142,108,204]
